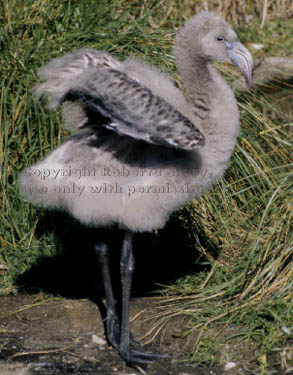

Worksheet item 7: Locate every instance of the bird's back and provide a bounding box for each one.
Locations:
[119,57,199,126]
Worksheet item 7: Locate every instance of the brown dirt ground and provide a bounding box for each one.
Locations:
[0,294,290,375]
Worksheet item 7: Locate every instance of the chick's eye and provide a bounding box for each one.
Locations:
[217,36,224,41]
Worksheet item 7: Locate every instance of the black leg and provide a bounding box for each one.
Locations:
[119,231,134,357]
[94,240,120,348]
[95,231,167,366]
[119,231,164,365]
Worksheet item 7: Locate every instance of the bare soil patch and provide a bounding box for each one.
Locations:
[0,294,249,375]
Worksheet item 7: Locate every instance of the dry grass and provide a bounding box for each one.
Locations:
[125,0,293,27]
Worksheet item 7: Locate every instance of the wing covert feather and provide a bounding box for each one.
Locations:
[34,48,205,150]
[66,68,205,150]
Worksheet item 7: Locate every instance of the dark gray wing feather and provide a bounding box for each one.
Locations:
[65,68,205,150]
[34,48,205,150]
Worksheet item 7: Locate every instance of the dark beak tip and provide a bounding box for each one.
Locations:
[247,71,254,89]
[247,78,254,89]
[228,41,254,90]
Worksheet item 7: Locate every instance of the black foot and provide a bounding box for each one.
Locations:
[106,312,144,349]
[105,308,121,348]
[120,347,168,366]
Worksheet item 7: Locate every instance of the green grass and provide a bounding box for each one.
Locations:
[0,0,292,373]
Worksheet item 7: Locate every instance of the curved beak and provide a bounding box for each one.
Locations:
[226,41,254,89]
